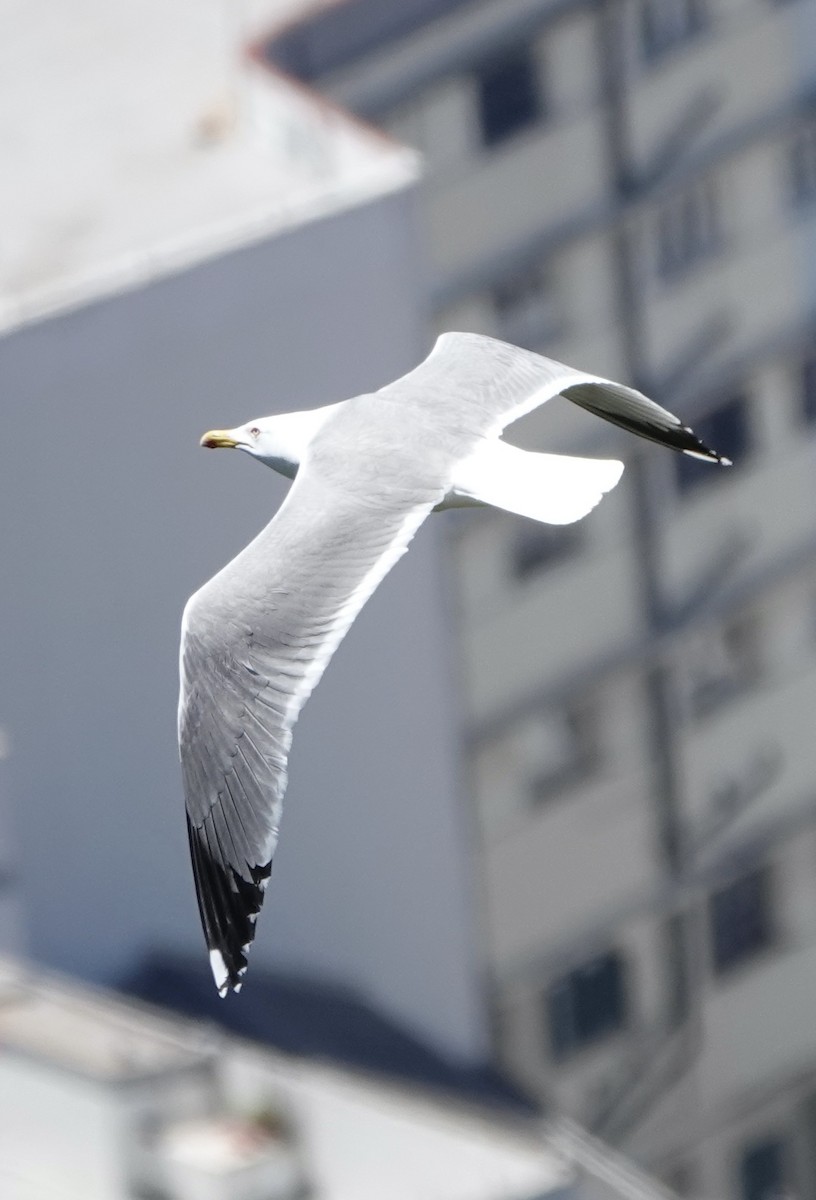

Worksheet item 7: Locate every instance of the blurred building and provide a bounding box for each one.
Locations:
[259,1,816,1197]
[0,0,489,1066]
[0,956,677,1200]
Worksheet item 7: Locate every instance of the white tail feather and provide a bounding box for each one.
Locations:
[449,439,624,525]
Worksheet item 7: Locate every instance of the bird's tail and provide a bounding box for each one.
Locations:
[450,439,624,525]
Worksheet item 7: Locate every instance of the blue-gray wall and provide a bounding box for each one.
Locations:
[0,188,489,1063]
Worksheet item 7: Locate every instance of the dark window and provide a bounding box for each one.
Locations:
[684,610,762,718]
[674,394,749,493]
[790,123,816,206]
[547,951,627,1061]
[640,0,706,59]
[492,261,560,349]
[739,1137,788,1200]
[512,523,581,578]
[656,178,722,280]
[801,355,816,424]
[709,866,774,975]
[477,49,543,147]
[529,702,599,803]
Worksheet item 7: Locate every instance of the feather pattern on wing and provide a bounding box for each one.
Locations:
[179,398,456,992]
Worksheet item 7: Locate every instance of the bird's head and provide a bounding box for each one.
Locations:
[200,415,303,480]
[200,418,272,458]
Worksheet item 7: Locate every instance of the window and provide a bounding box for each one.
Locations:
[709,866,774,975]
[801,354,816,424]
[790,121,816,207]
[529,701,599,802]
[475,697,600,833]
[640,0,706,59]
[674,394,749,493]
[682,610,762,718]
[547,951,627,1060]
[739,1136,789,1200]
[492,261,560,349]
[512,523,581,578]
[656,177,722,280]
[477,48,543,147]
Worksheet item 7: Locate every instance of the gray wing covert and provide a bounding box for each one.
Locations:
[179,432,446,995]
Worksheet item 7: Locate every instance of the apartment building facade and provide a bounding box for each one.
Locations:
[262,1,816,1196]
[1,957,670,1200]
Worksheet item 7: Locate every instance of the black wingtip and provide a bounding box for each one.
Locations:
[187,816,272,997]
[676,424,732,465]
[634,418,730,464]
[560,381,733,464]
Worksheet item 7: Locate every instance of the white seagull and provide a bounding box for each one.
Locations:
[179,332,729,996]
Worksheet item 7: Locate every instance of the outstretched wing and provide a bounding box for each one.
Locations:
[179,402,449,995]
[380,332,729,463]
[180,335,727,998]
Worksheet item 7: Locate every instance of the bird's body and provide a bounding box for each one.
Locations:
[179,333,729,995]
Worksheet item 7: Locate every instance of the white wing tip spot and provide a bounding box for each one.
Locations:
[210,949,230,997]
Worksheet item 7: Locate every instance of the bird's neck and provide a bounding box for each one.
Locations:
[263,404,342,479]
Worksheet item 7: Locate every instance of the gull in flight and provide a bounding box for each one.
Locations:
[179,333,729,996]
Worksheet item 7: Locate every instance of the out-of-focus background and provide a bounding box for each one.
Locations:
[1,0,815,1196]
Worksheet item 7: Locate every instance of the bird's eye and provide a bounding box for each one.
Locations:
[249,427,260,438]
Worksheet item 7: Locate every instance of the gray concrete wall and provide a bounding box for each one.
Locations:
[0,188,489,1063]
